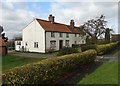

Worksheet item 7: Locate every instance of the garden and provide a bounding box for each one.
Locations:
[1,41,120,85]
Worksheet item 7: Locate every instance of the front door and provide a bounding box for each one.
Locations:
[59,40,63,50]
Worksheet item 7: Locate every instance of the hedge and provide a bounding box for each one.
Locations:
[57,47,81,56]
[72,44,96,52]
[2,50,97,85]
[96,42,119,55]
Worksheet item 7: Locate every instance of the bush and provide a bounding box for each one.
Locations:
[57,47,81,56]
[96,42,119,55]
[2,50,97,84]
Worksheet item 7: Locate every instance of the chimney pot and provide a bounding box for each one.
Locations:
[70,19,74,28]
[48,14,55,23]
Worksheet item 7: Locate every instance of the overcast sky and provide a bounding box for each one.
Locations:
[0,0,119,39]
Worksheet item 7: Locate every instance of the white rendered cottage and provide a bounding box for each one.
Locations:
[15,15,86,53]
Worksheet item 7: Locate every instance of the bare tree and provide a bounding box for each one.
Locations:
[81,15,107,44]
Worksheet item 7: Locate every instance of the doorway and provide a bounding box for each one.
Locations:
[59,40,63,50]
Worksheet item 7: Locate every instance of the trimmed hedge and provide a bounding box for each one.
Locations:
[80,44,96,51]
[96,42,119,55]
[72,44,96,52]
[57,47,81,56]
[2,50,97,84]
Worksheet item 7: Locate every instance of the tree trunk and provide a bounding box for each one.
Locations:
[92,36,97,44]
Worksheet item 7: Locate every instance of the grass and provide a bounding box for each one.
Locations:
[77,62,118,84]
[76,48,120,84]
[1,54,46,71]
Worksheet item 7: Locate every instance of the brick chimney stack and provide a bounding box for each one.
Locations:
[70,20,74,28]
[48,14,55,23]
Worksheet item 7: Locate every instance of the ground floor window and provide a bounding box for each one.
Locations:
[65,40,69,47]
[74,41,77,44]
[34,42,38,48]
[50,41,56,49]
[82,40,85,44]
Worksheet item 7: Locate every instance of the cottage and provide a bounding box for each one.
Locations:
[15,15,86,53]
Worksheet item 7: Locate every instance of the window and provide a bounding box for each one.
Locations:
[75,34,77,37]
[51,32,55,37]
[50,41,56,48]
[65,40,69,47]
[59,33,63,37]
[66,33,69,38]
[34,42,38,48]
[75,41,77,44]
[82,40,84,44]
[26,43,27,46]
[17,41,21,45]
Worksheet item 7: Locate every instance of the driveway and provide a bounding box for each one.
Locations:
[95,56,119,62]
[8,50,57,58]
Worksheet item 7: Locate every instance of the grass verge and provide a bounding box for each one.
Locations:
[77,62,118,84]
[1,55,46,71]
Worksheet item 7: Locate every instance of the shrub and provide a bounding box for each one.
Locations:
[96,42,119,55]
[2,49,97,85]
[57,47,81,56]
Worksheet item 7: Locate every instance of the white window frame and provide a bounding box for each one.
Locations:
[50,41,56,49]
[51,32,55,37]
[65,40,69,47]
[66,33,69,38]
[34,42,38,48]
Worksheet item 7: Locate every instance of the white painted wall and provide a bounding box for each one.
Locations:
[15,19,86,53]
[22,19,45,53]
[45,32,86,51]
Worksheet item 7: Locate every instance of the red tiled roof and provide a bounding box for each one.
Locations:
[36,18,83,34]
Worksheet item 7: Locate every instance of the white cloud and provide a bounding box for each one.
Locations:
[1,1,39,39]
[1,1,119,40]
[50,2,118,33]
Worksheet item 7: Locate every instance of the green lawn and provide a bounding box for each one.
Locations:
[1,55,46,71]
[77,62,118,84]
[76,49,120,84]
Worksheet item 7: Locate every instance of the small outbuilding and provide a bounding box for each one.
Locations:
[0,37,7,56]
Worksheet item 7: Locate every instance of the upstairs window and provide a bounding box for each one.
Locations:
[51,32,55,37]
[34,42,38,48]
[59,33,63,37]
[79,34,81,37]
[66,33,69,38]
[75,34,77,37]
